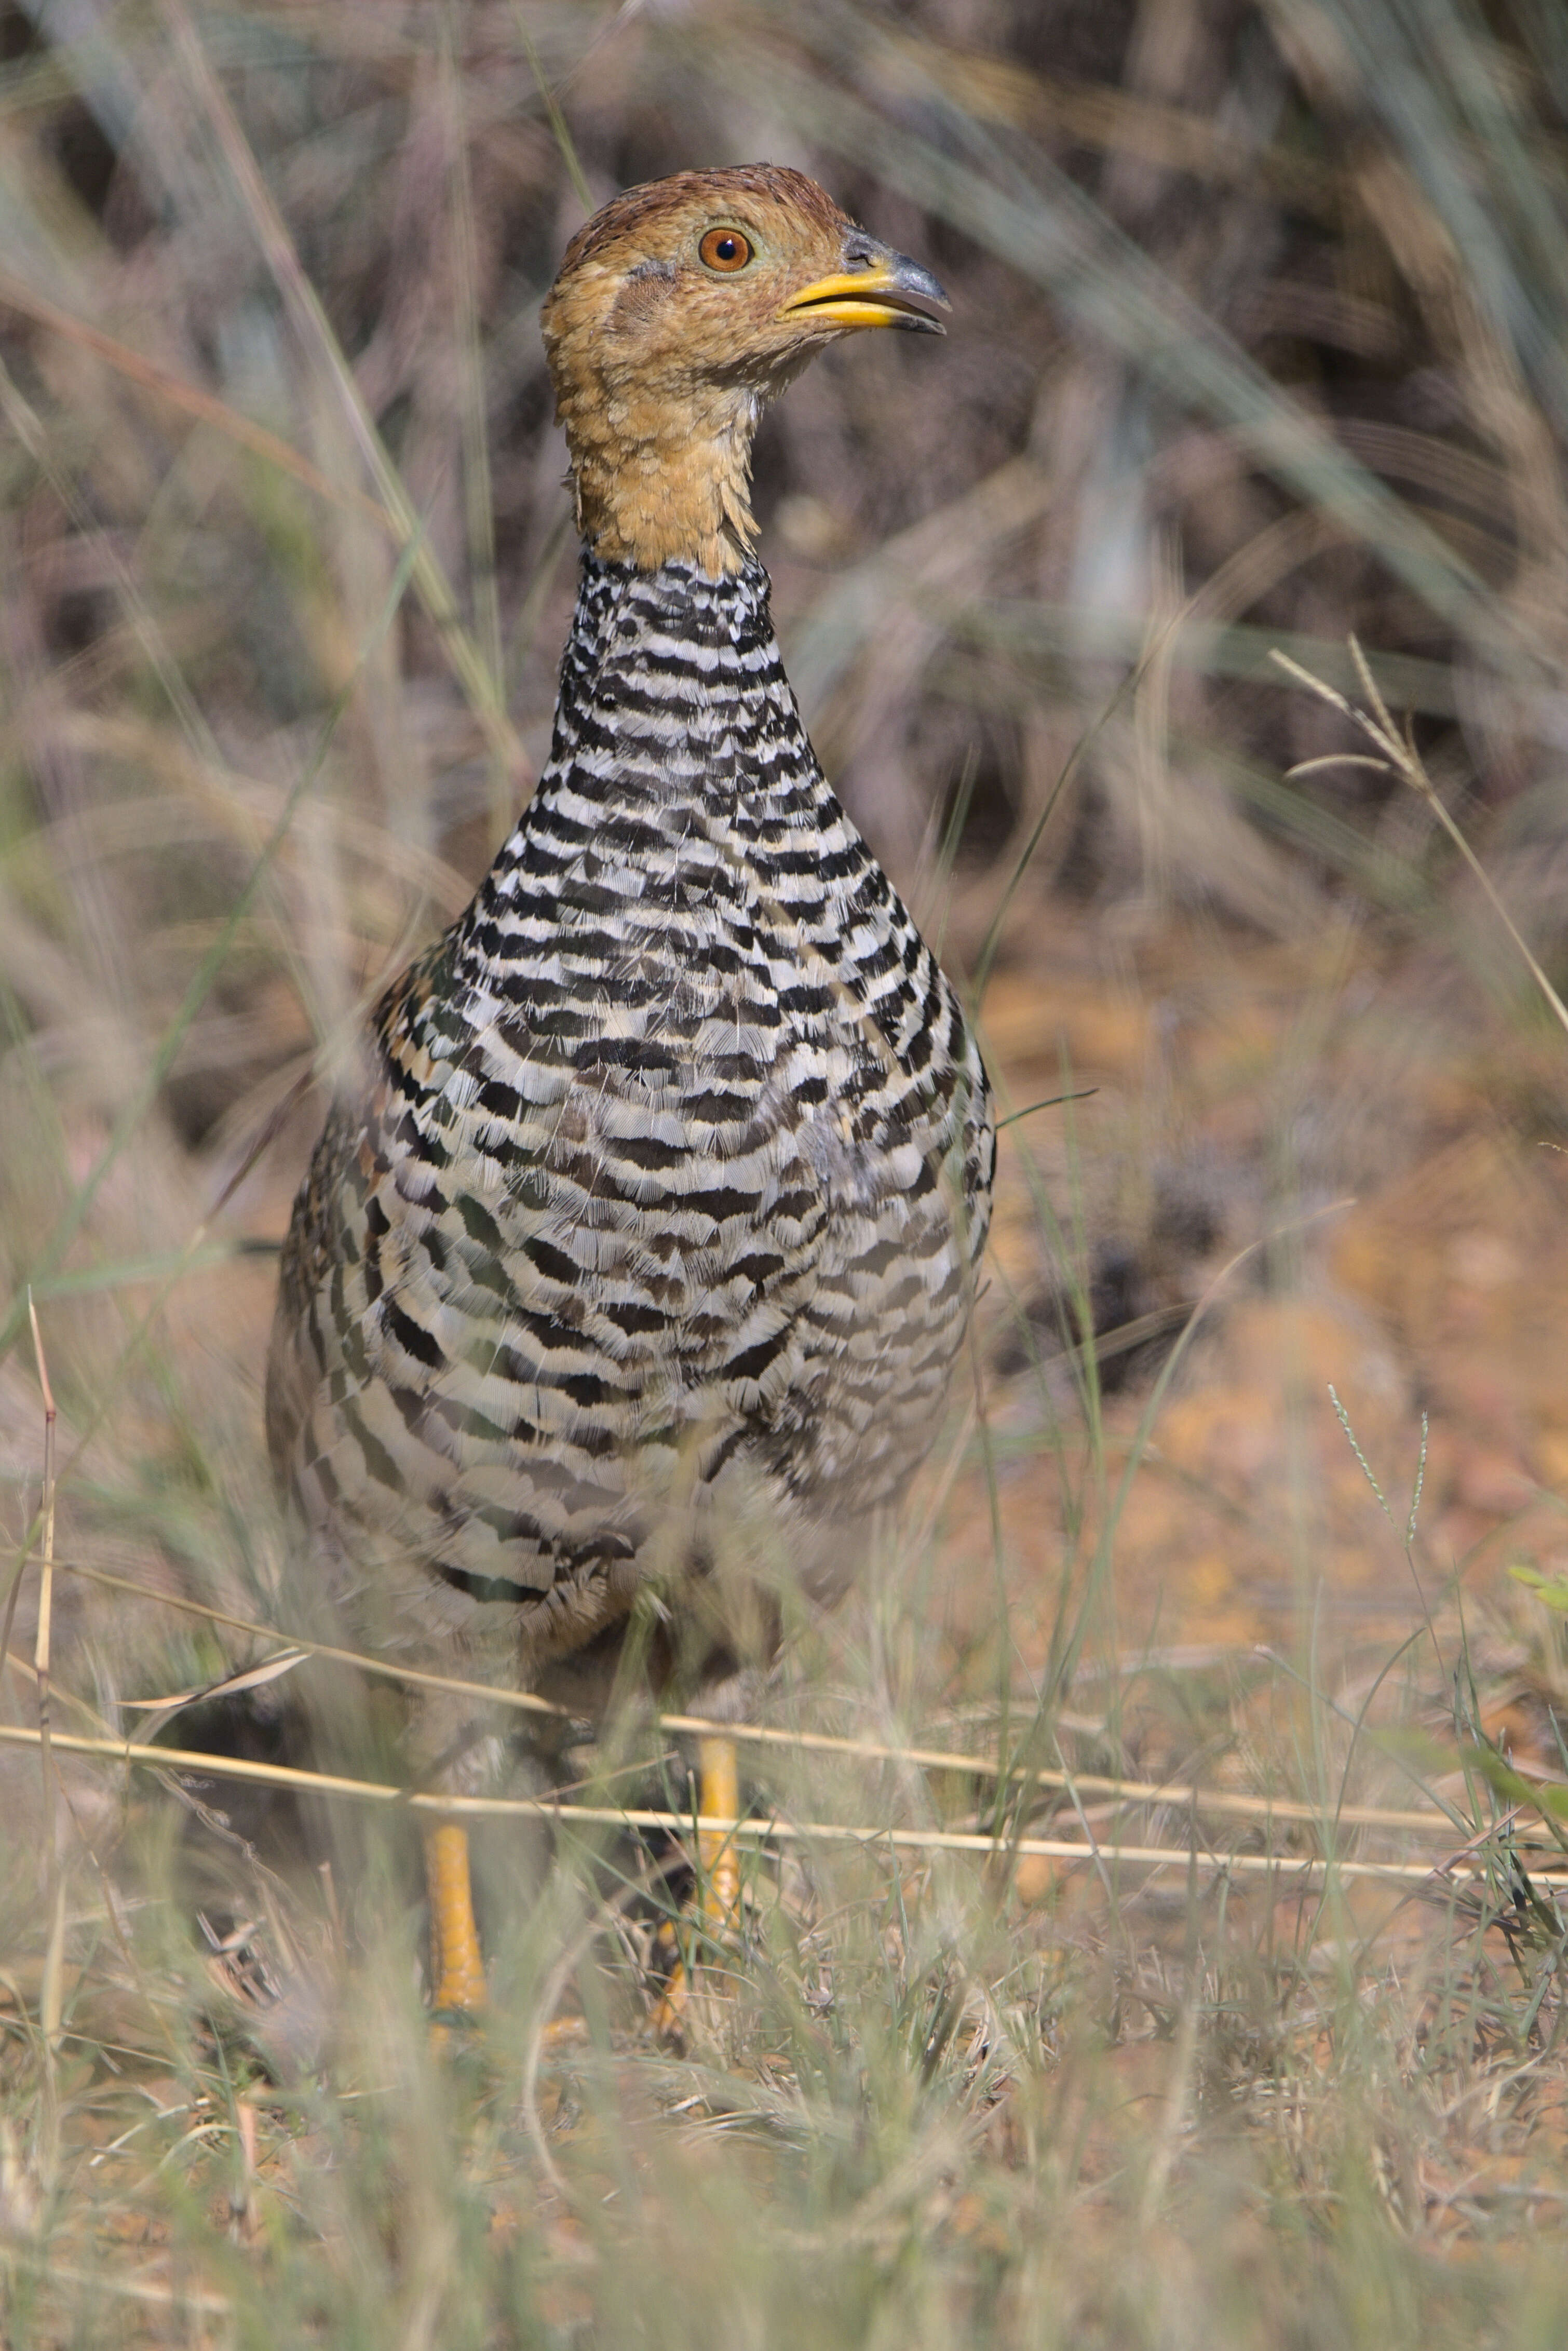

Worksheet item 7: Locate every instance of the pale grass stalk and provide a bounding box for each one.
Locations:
[1137,1995,1199,2228]
[705,24,1528,664]
[508,1,593,212]
[0,1721,1528,1887]
[440,2,508,843]
[1,1646,119,1735]
[160,0,523,776]
[0,269,394,534]
[25,1298,64,2182]
[8,3,1568,2325]
[2,1640,187,2077]
[0,355,221,761]
[1,532,420,1382]
[29,1550,1449,1834]
[1272,636,1568,1041]
[5,2253,230,2319]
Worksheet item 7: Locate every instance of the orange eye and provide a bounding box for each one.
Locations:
[699,227,752,273]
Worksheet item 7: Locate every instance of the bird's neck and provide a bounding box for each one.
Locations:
[447,550,888,1032]
[545,551,790,782]
[483,551,821,871]
[563,388,764,574]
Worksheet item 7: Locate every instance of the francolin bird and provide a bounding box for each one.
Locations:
[266,166,995,2020]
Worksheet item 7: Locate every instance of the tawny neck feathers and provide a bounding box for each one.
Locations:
[540,164,948,574]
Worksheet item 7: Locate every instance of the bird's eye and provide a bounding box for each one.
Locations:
[699,227,753,273]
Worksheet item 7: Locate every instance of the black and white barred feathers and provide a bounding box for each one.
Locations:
[266,554,994,1688]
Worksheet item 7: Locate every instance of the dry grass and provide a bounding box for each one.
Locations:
[7,0,1568,2341]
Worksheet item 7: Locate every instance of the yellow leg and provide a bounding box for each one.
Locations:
[653,1732,741,2035]
[696,1733,740,1936]
[424,1821,488,2017]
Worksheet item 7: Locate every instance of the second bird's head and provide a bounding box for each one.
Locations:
[541,165,949,576]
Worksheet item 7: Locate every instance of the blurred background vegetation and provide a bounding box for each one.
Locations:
[7,0,1568,2343]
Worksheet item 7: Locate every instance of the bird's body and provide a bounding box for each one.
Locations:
[265,165,994,2007]
[268,549,991,1706]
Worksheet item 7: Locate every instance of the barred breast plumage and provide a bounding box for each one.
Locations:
[264,163,994,2015]
[267,550,993,1674]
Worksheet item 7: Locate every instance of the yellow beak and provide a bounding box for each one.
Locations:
[780,246,950,335]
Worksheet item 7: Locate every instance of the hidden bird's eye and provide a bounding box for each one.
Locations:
[699,227,752,273]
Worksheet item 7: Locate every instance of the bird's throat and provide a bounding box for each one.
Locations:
[564,398,762,575]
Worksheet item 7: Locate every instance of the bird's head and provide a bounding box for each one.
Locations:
[541,165,949,575]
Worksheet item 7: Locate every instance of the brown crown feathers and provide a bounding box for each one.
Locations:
[540,164,949,575]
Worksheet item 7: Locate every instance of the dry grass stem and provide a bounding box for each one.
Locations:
[8,4,1568,2338]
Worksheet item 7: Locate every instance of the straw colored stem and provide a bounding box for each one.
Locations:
[0,1722,1538,1887]
[29,1552,1453,1836]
